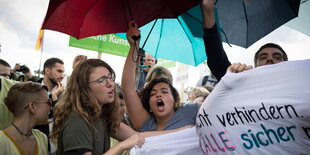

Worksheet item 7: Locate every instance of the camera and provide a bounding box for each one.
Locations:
[16,65,30,73]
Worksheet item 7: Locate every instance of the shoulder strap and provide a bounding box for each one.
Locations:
[202,76,209,86]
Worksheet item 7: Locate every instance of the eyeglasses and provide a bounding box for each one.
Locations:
[88,74,115,86]
[34,99,53,107]
[24,99,53,109]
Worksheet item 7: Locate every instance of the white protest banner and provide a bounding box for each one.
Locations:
[130,127,202,155]
[196,59,310,154]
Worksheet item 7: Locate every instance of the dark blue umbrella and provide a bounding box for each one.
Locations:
[182,0,301,48]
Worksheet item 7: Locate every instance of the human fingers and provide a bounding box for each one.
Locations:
[126,21,140,45]
[237,64,247,73]
[59,82,64,91]
[227,63,241,73]
[245,65,254,71]
[136,133,145,148]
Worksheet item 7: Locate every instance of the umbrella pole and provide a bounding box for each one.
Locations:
[141,19,158,49]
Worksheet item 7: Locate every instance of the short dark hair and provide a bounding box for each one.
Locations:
[139,78,180,114]
[0,59,11,67]
[43,57,64,74]
[5,82,48,117]
[254,43,288,67]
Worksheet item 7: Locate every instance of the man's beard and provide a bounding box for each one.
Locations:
[48,76,59,86]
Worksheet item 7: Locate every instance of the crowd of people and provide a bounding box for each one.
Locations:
[0,0,307,154]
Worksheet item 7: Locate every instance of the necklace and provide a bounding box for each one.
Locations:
[11,122,33,137]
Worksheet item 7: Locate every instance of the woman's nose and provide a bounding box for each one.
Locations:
[106,78,114,87]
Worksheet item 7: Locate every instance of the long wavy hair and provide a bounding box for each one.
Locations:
[50,59,120,143]
[139,78,181,115]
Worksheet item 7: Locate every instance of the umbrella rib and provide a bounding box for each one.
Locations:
[177,17,192,44]
[241,0,249,47]
[154,19,163,58]
[142,19,158,49]
[183,12,203,24]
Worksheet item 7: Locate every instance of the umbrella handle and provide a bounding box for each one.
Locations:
[131,23,141,40]
[132,35,141,41]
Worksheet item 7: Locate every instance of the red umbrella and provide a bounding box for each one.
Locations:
[42,0,199,39]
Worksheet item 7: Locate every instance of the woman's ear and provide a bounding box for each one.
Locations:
[27,102,36,114]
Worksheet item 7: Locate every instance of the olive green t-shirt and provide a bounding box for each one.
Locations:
[57,111,110,155]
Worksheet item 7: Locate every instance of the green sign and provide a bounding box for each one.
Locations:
[69,34,130,57]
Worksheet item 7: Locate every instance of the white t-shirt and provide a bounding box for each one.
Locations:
[196,59,310,154]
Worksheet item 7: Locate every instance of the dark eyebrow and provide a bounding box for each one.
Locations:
[160,88,169,91]
[258,53,267,57]
[272,53,282,56]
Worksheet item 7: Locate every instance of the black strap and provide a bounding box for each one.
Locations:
[202,76,209,86]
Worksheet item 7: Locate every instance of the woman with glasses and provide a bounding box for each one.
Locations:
[51,59,187,155]
[0,82,51,155]
[49,59,146,155]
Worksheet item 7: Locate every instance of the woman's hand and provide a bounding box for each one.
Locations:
[126,21,141,46]
[119,133,145,150]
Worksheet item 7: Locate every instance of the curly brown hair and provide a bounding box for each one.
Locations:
[50,59,120,143]
[139,78,180,115]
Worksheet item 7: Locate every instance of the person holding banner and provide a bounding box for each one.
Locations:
[51,59,193,155]
[195,1,310,154]
[122,22,200,132]
[201,0,288,80]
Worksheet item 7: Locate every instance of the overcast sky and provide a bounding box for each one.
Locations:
[1,0,309,89]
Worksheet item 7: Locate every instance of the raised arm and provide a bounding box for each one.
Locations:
[201,0,231,81]
[121,21,150,130]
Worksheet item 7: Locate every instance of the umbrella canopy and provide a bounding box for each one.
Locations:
[117,17,207,66]
[286,0,310,36]
[42,0,199,39]
[181,0,301,48]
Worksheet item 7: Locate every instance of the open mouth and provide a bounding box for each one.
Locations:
[108,89,114,96]
[156,99,165,112]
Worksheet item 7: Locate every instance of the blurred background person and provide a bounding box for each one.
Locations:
[136,49,157,90]
[187,87,210,104]
[34,57,65,153]
[0,59,11,79]
[11,63,39,82]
